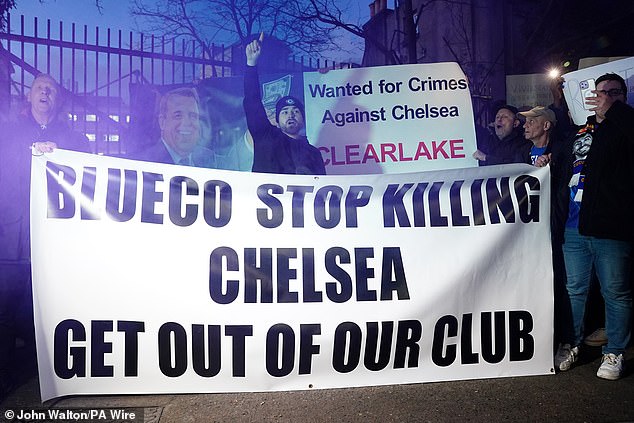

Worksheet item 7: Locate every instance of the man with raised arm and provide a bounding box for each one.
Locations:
[243,33,326,175]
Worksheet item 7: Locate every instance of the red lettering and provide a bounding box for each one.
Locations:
[345,144,361,165]
[397,143,413,162]
[362,144,380,164]
[381,143,397,162]
[414,142,431,160]
[331,145,346,166]
[318,146,330,166]
[322,139,466,167]
[432,140,449,159]
[449,139,465,158]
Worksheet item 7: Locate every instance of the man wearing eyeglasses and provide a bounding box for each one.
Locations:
[551,73,633,380]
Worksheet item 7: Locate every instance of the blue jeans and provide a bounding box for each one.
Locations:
[562,228,632,355]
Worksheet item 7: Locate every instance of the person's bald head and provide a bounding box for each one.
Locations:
[28,74,62,123]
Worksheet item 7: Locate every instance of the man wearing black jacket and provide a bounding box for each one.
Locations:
[0,74,89,399]
[473,104,531,165]
[551,73,633,380]
[243,33,326,175]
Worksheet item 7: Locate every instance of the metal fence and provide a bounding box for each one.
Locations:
[0,13,348,155]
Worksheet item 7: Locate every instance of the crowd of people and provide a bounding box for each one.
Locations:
[474,73,634,381]
[0,35,327,402]
[0,35,632,402]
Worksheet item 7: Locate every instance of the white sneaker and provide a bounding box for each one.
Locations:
[596,353,624,380]
[555,343,579,371]
[584,328,608,347]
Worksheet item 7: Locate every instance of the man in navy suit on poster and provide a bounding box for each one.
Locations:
[134,87,220,168]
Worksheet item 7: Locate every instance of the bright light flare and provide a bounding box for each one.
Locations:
[548,68,560,79]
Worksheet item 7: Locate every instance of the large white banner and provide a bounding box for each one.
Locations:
[31,151,553,401]
[304,63,478,174]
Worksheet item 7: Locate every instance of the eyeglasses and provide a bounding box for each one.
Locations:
[598,88,625,97]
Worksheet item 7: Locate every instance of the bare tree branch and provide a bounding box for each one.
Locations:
[0,0,16,31]
[130,0,363,65]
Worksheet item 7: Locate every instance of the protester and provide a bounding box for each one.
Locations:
[243,33,326,175]
[0,73,89,400]
[134,87,228,168]
[547,78,606,349]
[526,77,579,349]
[518,106,557,166]
[473,104,531,165]
[551,73,633,380]
[516,105,569,349]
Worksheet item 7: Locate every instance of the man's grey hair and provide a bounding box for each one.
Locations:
[159,87,200,117]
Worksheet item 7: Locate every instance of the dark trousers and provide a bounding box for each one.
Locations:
[0,263,35,384]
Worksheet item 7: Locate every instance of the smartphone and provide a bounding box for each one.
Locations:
[579,79,596,110]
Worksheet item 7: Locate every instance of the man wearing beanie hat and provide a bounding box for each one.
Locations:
[275,96,303,122]
[243,33,326,175]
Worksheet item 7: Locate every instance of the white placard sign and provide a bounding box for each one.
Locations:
[304,63,478,174]
[505,73,553,110]
[562,56,634,125]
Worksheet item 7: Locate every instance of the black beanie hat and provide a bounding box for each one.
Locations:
[275,96,304,122]
[495,104,519,117]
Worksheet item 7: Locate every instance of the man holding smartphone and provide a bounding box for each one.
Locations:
[580,79,596,110]
[551,73,633,380]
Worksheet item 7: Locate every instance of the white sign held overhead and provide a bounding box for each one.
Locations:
[562,56,634,125]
